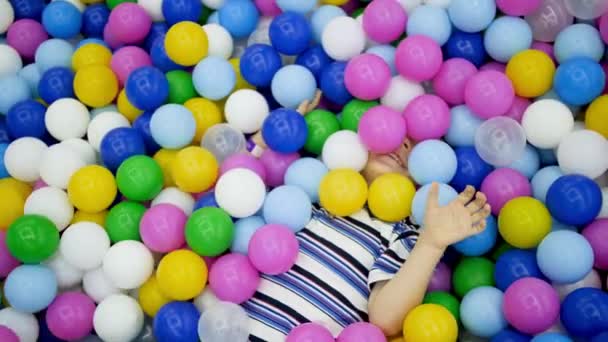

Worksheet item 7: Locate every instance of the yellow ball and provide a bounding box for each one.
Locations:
[139,275,171,317]
[156,249,208,300]
[0,178,32,200]
[586,94,608,138]
[165,22,208,66]
[319,169,368,217]
[153,149,179,187]
[229,58,254,91]
[368,173,416,222]
[74,65,119,108]
[0,181,26,230]
[71,210,108,226]
[117,88,143,122]
[171,146,219,193]
[498,196,552,249]
[403,304,458,342]
[322,0,349,5]
[72,43,112,72]
[67,165,117,213]
[506,50,555,98]
[184,98,223,142]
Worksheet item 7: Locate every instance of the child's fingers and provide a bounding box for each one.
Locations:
[456,185,475,205]
[471,205,491,223]
[466,192,487,213]
[426,182,440,210]
[471,219,487,233]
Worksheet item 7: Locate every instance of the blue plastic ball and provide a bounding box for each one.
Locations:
[310,5,346,43]
[82,4,109,38]
[494,249,543,291]
[554,24,604,63]
[35,39,75,73]
[276,0,317,14]
[261,108,308,153]
[218,0,259,39]
[448,0,496,33]
[162,0,202,25]
[145,23,169,52]
[18,63,42,98]
[0,117,10,144]
[531,166,563,203]
[10,0,45,20]
[445,30,487,67]
[194,191,218,211]
[554,57,605,106]
[484,16,532,63]
[125,66,170,111]
[271,65,317,109]
[263,185,312,232]
[150,104,196,149]
[367,45,397,76]
[406,5,452,45]
[132,111,161,154]
[453,215,497,256]
[445,105,483,147]
[507,144,540,179]
[231,216,265,254]
[591,332,608,342]
[561,288,608,338]
[6,100,47,139]
[100,127,147,172]
[42,1,83,39]
[284,157,329,203]
[536,230,594,284]
[269,11,312,56]
[0,144,9,178]
[38,67,75,104]
[546,174,602,226]
[192,56,236,101]
[460,286,507,338]
[450,146,493,192]
[153,302,200,342]
[491,329,531,342]
[531,333,573,342]
[320,61,352,105]
[296,45,333,81]
[0,75,31,115]
[408,140,458,185]
[240,44,283,87]
[4,264,57,313]
[412,183,458,225]
[150,37,185,73]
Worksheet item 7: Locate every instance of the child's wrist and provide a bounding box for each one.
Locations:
[416,232,447,255]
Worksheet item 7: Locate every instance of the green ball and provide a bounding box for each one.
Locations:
[453,257,495,298]
[186,207,234,257]
[6,215,59,263]
[166,70,197,104]
[423,291,461,322]
[304,109,341,155]
[106,0,135,10]
[105,201,146,243]
[341,100,378,132]
[491,241,514,261]
[116,155,164,202]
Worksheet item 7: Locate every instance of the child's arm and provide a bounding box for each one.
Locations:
[367,184,491,336]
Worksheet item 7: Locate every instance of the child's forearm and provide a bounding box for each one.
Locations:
[367,236,445,336]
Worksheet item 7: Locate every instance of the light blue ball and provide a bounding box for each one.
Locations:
[445,105,483,147]
[231,216,265,254]
[448,0,496,33]
[531,333,573,342]
[554,24,604,64]
[18,64,42,98]
[412,183,458,225]
[4,264,57,313]
[407,5,452,45]
[484,17,532,63]
[207,11,219,24]
[192,56,236,101]
[150,104,196,149]
[35,39,75,73]
[531,166,563,202]
[271,65,317,109]
[366,45,397,76]
[453,215,497,256]
[508,144,540,179]
[263,185,312,232]
[311,5,346,43]
[0,144,9,178]
[42,0,83,39]
[536,230,594,284]
[460,286,507,338]
[218,0,260,39]
[277,0,317,14]
[0,75,31,114]
[284,157,329,203]
[408,140,457,185]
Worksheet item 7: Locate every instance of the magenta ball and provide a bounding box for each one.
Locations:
[337,322,385,342]
[248,224,299,275]
[503,277,560,335]
[481,168,532,215]
[260,149,299,188]
[496,0,542,16]
[46,292,96,341]
[0,231,20,278]
[531,41,555,61]
[7,19,48,60]
[103,23,124,50]
[140,204,187,253]
[107,3,152,44]
[344,54,391,100]
[428,262,452,292]
[600,14,608,44]
[220,152,267,183]
[480,62,506,73]
[403,94,451,141]
[465,70,515,119]
[504,96,531,123]
[362,0,407,44]
[111,46,152,86]
[395,35,443,82]
[358,105,407,153]
[0,326,18,342]
[209,253,261,304]
[432,58,478,105]
[286,323,334,342]
[582,219,608,270]
[254,0,281,16]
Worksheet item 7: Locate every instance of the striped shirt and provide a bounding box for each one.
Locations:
[243,205,420,341]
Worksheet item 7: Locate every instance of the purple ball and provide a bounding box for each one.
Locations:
[358,105,407,153]
[428,262,452,292]
[481,168,532,215]
[7,19,49,60]
[0,326,18,342]
[209,253,260,304]
[107,3,151,44]
[259,149,300,187]
[46,292,96,341]
[287,323,334,342]
[248,224,299,275]
[503,277,560,335]
[220,152,267,183]
[337,322,386,342]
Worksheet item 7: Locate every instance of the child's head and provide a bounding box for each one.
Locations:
[361,138,415,184]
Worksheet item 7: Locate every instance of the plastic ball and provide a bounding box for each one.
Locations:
[87,111,131,151]
[474,117,527,167]
[296,45,334,82]
[537,230,594,285]
[172,146,219,193]
[203,23,233,59]
[230,216,264,255]
[82,267,121,304]
[271,65,317,109]
[403,94,451,141]
[557,130,608,179]
[555,24,604,64]
[453,216,497,256]
[0,326,18,342]
[422,291,460,323]
[322,16,365,61]
[444,105,482,147]
[460,286,506,338]
[215,168,266,219]
[357,105,406,153]
[546,175,602,226]
[197,301,250,342]
[220,153,267,183]
[367,45,397,76]
[406,4,451,45]
[110,46,152,86]
[506,50,555,98]
[452,257,495,297]
[411,183,458,225]
[155,249,207,300]
[37,67,74,104]
[345,54,391,100]
[554,269,602,301]
[505,143,539,179]
[263,185,312,232]
[6,214,59,263]
[341,99,378,131]
[0,0,14,35]
[102,240,154,289]
[319,61,352,105]
[149,104,195,149]
[448,0,495,33]
[322,130,368,171]
[208,253,260,303]
[7,19,47,61]
[495,0,540,16]
[72,43,112,72]
[287,323,334,342]
[531,166,563,203]
[395,35,442,82]
[193,56,235,100]
[564,0,608,19]
[248,224,299,275]
[522,99,574,149]
[59,222,109,271]
[99,127,146,172]
[34,39,74,73]
[45,292,95,340]
[432,58,477,106]
[561,288,608,338]
[582,219,608,270]
[125,66,169,111]
[107,3,151,44]
[284,158,328,203]
[6,100,46,140]
[45,98,90,141]
[554,57,605,106]
[269,11,311,56]
[161,0,201,25]
[310,5,346,43]
[503,277,560,335]
[484,16,532,63]
[303,109,340,155]
[586,95,608,138]
[240,44,282,87]
[138,274,170,317]
[0,74,31,115]
[498,197,551,249]
[0,230,20,277]
[450,146,493,193]
[81,3,109,37]
[319,169,368,217]
[140,203,187,253]
[93,294,144,342]
[481,168,531,215]
[0,308,38,342]
[261,108,307,153]
[43,251,83,289]
[336,323,385,342]
[218,0,259,38]
[42,1,82,39]
[24,186,73,231]
[4,137,47,183]
[74,65,119,108]
[4,264,56,313]
[367,173,416,222]
[408,140,457,186]
[494,249,543,291]
[465,70,515,119]
[402,304,458,342]
[151,36,186,73]
[152,301,199,342]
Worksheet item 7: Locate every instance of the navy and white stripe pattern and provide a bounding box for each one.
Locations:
[243,205,420,341]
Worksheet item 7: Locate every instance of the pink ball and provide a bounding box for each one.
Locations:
[582,219,608,270]
[481,168,532,215]
[46,292,96,341]
[103,23,124,50]
[496,0,542,16]
[0,326,18,342]
[403,94,451,141]
[396,35,443,82]
[337,323,386,342]
[503,277,560,335]
[432,58,478,105]
[428,262,452,292]
[0,231,20,278]
[209,253,260,304]
[362,0,407,44]
[220,152,267,183]
[465,70,515,119]
[287,323,334,342]
[358,105,407,153]
[504,96,531,123]
[33,179,48,191]
[600,14,608,44]
[111,46,152,86]
[344,54,392,101]
[480,62,506,73]
[248,224,299,275]
[107,3,152,44]
[140,204,187,253]
[531,41,555,62]
[260,149,299,187]
[6,19,48,60]
[254,0,281,16]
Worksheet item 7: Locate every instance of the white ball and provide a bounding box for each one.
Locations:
[203,24,234,59]
[0,308,39,342]
[60,222,110,271]
[44,252,84,289]
[399,0,423,12]
[4,137,48,182]
[151,187,195,215]
[215,168,267,218]
[39,143,87,189]
[93,294,144,342]
[557,129,608,179]
[424,0,451,8]
[248,17,272,46]
[61,138,97,165]
[45,98,91,141]
[0,44,22,78]
[24,187,74,231]
[103,241,154,290]
[83,267,123,303]
[599,187,608,218]
[137,0,164,21]
[381,76,426,112]
[193,288,220,313]
[522,99,574,149]
[322,130,369,171]
[322,16,366,61]
[0,1,14,34]
[202,0,225,9]
[225,89,269,134]
[87,111,131,151]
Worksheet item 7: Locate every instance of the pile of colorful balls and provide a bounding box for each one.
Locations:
[0,0,608,341]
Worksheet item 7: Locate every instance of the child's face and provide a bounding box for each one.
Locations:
[362,138,415,183]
